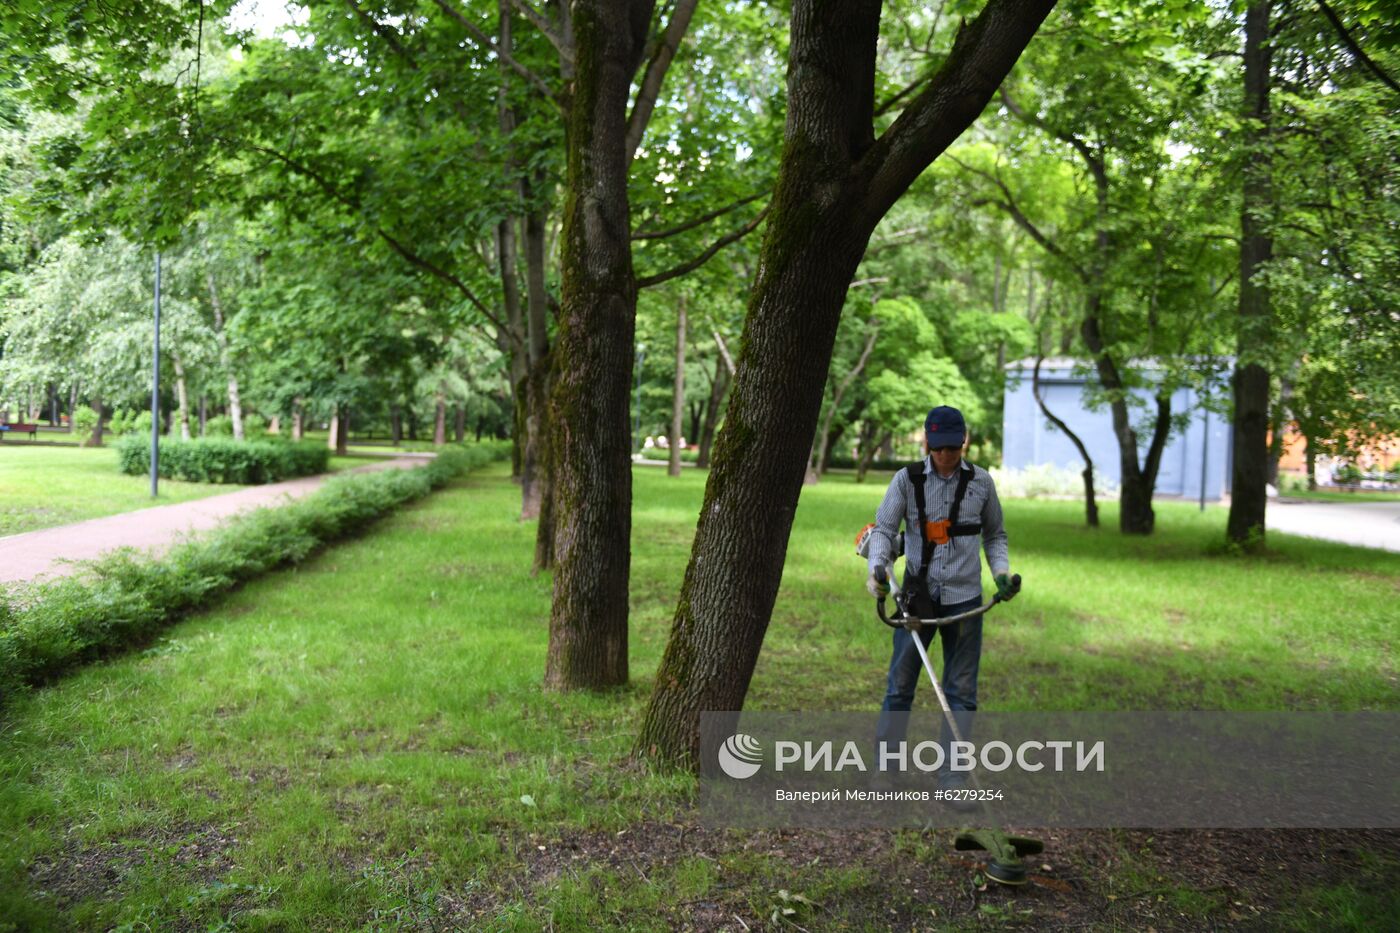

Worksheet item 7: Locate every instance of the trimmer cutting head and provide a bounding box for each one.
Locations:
[955,829,1044,887]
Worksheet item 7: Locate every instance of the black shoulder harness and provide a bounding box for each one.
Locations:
[905,460,983,562]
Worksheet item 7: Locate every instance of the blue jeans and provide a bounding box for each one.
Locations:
[875,591,982,777]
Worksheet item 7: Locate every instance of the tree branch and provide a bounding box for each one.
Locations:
[1000,87,1107,187]
[1316,0,1400,96]
[632,190,769,240]
[344,0,476,125]
[233,137,515,344]
[949,153,1087,281]
[636,204,770,289]
[855,0,1058,225]
[625,0,699,162]
[431,0,561,106]
[713,330,736,376]
[510,0,573,62]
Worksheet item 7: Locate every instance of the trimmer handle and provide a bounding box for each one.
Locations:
[872,569,1022,629]
[992,573,1023,604]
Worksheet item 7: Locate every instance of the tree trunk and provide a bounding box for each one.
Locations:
[810,323,879,482]
[390,404,402,444]
[857,431,891,483]
[205,268,244,441]
[433,393,447,446]
[1227,0,1273,553]
[327,405,340,453]
[171,352,192,441]
[498,0,530,484]
[520,173,554,528]
[669,293,687,477]
[407,404,419,441]
[1304,435,1317,490]
[1081,305,1171,535]
[454,404,466,442]
[544,0,655,691]
[1032,356,1098,527]
[695,359,729,469]
[48,383,59,426]
[84,396,106,447]
[199,395,207,436]
[291,401,304,441]
[635,0,1052,766]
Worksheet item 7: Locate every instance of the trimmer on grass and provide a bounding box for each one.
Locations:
[870,564,1044,886]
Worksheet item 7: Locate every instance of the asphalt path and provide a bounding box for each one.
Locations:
[0,455,432,587]
[1265,498,1400,553]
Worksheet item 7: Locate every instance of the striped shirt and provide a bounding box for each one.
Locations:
[865,458,1010,605]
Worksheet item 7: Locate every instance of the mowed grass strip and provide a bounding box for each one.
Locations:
[0,445,367,537]
[0,463,1396,928]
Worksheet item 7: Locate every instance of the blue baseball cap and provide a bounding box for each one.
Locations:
[925,406,967,449]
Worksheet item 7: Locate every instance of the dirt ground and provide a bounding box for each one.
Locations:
[453,821,1400,930]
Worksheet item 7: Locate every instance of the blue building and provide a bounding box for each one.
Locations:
[1002,359,1233,502]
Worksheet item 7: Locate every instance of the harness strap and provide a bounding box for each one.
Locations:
[905,461,984,578]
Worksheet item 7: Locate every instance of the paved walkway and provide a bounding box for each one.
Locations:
[0,455,433,587]
[1266,498,1400,553]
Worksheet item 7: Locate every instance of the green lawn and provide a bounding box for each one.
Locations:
[1,464,1396,929]
[0,446,370,537]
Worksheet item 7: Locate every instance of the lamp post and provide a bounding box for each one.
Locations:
[150,252,161,497]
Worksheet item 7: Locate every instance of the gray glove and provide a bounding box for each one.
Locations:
[866,568,890,599]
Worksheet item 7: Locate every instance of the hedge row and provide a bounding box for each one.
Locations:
[116,436,330,484]
[0,443,506,704]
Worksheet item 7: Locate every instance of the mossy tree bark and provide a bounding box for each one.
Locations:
[1227,0,1273,552]
[543,0,656,690]
[635,0,1056,766]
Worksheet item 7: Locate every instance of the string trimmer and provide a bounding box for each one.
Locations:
[871,565,1043,885]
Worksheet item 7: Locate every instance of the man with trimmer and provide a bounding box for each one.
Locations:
[861,405,1017,791]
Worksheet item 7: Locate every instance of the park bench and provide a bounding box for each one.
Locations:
[0,422,39,441]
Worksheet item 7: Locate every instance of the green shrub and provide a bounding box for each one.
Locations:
[115,436,331,484]
[0,444,505,703]
[204,415,234,437]
[106,410,154,437]
[72,406,99,444]
[242,413,267,438]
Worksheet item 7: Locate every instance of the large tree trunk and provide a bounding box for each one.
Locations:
[454,404,466,442]
[205,268,244,441]
[171,352,192,441]
[635,0,1054,766]
[668,292,687,477]
[544,0,654,691]
[1227,0,1273,552]
[291,400,304,441]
